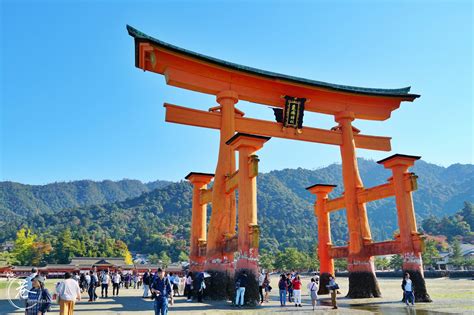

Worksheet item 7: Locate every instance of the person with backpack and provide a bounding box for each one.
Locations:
[234,270,248,308]
[143,269,152,298]
[25,275,52,315]
[402,272,415,306]
[150,268,172,315]
[307,277,319,310]
[278,274,288,306]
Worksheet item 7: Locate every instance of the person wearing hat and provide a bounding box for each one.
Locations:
[25,275,52,315]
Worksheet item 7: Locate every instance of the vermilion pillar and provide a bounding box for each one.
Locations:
[206,90,238,272]
[186,172,214,272]
[306,184,336,295]
[227,133,270,275]
[335,111,380,298]
[378,154,431,302]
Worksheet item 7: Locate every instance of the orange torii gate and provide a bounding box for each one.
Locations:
[127,25,430,301]
[307,154,430,301]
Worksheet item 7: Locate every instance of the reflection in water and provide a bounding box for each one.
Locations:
[352,304,451,315]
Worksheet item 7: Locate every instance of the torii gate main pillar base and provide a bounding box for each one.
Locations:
[347,255,381,298]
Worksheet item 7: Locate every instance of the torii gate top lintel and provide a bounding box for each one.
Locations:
[127,25,420,121]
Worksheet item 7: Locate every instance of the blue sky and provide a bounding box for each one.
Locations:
[1,0,472,185]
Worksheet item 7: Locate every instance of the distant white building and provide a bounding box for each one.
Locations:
[435,243,474,270]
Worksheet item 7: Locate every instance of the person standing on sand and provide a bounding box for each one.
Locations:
[185,271,193,302]
[143,269,152,298]
[327,275,338,310]
[402,273,415,306]
[150,268,172,315]
[88,270,98,302]
[258,271,265,304]
[101,271,110,298]
[291,274,302,307]
[263,272,271,303]
[307,277,318,310]
[57,272,81,315]
[25,276,51,315]
[234,270,248,308]
[278,274,288,306]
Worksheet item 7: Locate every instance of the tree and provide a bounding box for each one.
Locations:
[124,250,133,265]
[0,251,18,266]
[54,228,80,264]
[112,240,133,264]
[12,228,37,265]
[148,253,160,264]
[449,239,464,268]
[30,241,52,266]
[159,251,171,267]
[306,250,320,271]
[273,248,308,271]
[375,257,390,271]
[334,258,347,271]
[422,239,440,268]
[259,250,275,271]
[389,254,403,271]
[460,202,474,229]
[10,228,52,266]
[178,251,189,262]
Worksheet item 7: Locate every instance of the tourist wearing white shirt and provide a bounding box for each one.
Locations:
[85,273,91,286]
[101,272,110,298]
[57,272,81,315]
[112,273,121,296]
[403,273,415,306]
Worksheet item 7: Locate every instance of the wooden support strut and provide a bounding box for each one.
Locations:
[225,171,239,193]
[200,188,213,205]
[164,103,392,151]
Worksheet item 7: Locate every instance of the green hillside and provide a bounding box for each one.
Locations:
[0,179,172,217]
[0,159,472,262]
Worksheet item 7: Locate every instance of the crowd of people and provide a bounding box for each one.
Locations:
[273,271,339,310]
[18,267,418,315]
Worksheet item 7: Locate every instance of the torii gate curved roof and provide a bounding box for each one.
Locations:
[127,25,419,121]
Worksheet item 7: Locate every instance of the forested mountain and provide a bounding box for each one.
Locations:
[0,179,172,217]
[0,159,472,261]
